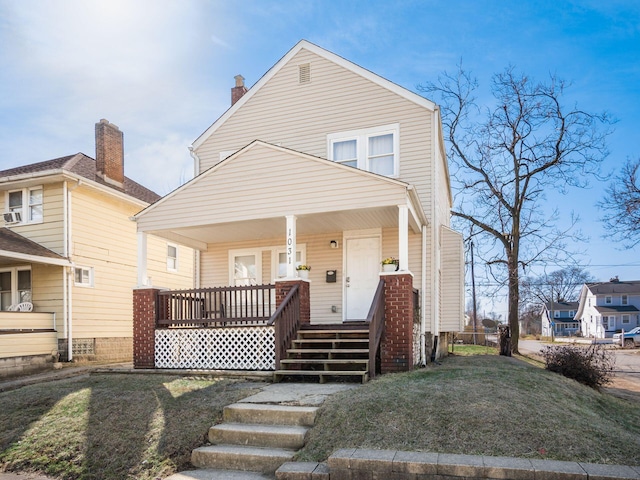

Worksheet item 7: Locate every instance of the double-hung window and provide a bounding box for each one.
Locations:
[74,267,94,287]
[328,124,399,177]
[5,187,43,224]
[0,267,31,309]
[167,244,178,272]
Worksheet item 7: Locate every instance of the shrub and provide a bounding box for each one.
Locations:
[541,344,615,389]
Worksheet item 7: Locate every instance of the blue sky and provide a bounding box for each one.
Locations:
[0,1,638,315]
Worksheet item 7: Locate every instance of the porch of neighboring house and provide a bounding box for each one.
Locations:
[0,310,59,378]
[133,272,419,383]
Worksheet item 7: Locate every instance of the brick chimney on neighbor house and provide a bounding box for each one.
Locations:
[95,119,124,187]
[231,75,248,106]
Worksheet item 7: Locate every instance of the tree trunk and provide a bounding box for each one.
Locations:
[508,255,520,354]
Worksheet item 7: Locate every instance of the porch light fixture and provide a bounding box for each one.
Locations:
[330,240,338,249]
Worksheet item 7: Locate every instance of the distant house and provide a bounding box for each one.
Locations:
[0,120,193,378]
[575,278,640,338]
[540,301,580,337]
[131,40,464,380]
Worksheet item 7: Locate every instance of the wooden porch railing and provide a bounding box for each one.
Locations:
[157,285,276,327]
[268,284,300,370]
[366,279,385,379]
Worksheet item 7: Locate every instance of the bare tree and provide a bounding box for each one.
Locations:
[421,66,612,354]
[520,267,595,308]
[598,158,640,248]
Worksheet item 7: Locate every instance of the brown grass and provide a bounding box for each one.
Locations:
[298,355,640,465]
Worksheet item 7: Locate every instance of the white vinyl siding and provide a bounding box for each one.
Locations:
[194,48,435,215]
[439,226,464,332]
[137,143,409,232]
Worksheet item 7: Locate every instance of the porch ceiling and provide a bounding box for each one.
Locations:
[147,205,415,247]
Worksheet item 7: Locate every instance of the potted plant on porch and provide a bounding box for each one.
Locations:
[296,264,311,279]
[381,257,398,272]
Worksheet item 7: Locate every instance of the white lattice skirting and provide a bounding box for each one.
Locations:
[155,326,275,370]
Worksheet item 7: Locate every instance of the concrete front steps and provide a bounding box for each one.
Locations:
[165,402,318,480]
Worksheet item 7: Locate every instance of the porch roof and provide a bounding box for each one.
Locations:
[135,141,428,249]
[0,228,71,266]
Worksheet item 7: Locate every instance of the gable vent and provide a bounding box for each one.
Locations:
[299,63,311,84]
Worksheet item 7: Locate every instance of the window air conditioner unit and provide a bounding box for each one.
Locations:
[4,211,22,224]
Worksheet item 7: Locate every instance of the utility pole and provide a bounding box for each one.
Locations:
[470,240,478,345]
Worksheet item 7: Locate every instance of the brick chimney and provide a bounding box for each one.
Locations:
[231,75,248,106]
[95,119,124,187]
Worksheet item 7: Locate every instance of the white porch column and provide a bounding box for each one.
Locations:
[398,205,409,271]
[286,215,297,279]
[137,232,149,286]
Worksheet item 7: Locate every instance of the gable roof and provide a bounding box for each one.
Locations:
[0,227,70,266]
[544,301,579,311]
[585,280,640,295]
[135,140,427,244]
[192,39,437,150]
[0,153,160,205]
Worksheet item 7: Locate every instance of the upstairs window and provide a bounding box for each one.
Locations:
[5,187,43,224]
[622,295,628,305]
[605,296,612,304]
[328,124,399,177]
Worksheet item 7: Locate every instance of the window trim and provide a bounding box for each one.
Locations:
[605,295,612,304]
[328,123,400,177]
[5,186,43,225]
[167,243,178,272]
[272,245,307,279]
[622,295,628,305]
[0,266,32,309]
[74,266,94,288]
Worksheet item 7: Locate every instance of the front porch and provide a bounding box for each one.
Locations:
[133,274,418,382]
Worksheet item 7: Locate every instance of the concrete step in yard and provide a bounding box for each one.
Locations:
[191,444,295,473]
[223,403,317,426]
[164,467,275,479]
[208,423,308,449]
[169,402,322,478]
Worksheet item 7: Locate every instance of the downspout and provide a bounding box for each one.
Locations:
[421,224,427,366]
[189,146,201,289]
[189,145,199,177]
[65,179,81,361]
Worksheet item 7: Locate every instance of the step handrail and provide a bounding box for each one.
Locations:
[268,284,301,370]
[365,279,385,379]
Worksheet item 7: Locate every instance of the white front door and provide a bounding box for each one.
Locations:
[345,236,381,321]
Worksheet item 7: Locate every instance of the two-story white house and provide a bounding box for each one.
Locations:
[575,277,640,338]
[132,40,464,380]
[541,301,580,337]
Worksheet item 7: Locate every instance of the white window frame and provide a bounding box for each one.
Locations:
[328,123,400,177]
[622,314,630,324]
[0,266,32,308]
[167,243,178,272]
[272,245,307,279]
[5,186,43,225]
[622,295,628,305]
[605,295,612,304]
[74,266,94,288]
[229,248,263,286]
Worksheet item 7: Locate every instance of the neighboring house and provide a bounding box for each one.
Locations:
[540,301,580,337]
[575,277,640,338]
[132,40,464,379]
[0,119,193,378]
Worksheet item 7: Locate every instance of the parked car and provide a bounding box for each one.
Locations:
[613,326,640,347]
